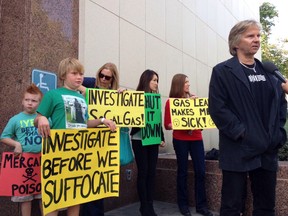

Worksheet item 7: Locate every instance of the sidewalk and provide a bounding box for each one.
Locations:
[106,201,219,216]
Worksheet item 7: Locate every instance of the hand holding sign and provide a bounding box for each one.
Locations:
[102,118,117,131]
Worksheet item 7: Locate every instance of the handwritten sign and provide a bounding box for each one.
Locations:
[141,93,162,145]
[169,97,216,129]
[87,89,145,127]
[41,128,120,215]
[0,152,41,196]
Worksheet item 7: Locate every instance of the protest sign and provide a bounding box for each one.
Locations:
[141,93,162,145]
[87,89,145,127]
[169,97,216,129]
[0,152,41,196]
[41,128,119,215]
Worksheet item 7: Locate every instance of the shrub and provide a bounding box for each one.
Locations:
[279,114,288,161]
[278,141,288,161]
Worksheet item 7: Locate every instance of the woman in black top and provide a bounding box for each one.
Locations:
[131,69,165,216]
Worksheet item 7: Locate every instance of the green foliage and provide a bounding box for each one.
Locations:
[260,2,278,36]
[279,142,288,161]
[260,2,288,161]
[260,2,288,77]
[279,120,288,161]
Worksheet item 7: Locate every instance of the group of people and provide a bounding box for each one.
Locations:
[0,58,213,216]
[1,18,287,216]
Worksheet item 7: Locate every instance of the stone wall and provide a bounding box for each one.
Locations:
[0,0,79,147]
[154,154,288,216]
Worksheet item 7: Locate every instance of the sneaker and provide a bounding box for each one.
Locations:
[196,208,213,216]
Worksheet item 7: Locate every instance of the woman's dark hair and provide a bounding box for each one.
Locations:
[136,69,159,93]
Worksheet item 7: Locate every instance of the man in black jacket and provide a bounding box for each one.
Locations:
[208,19,287,216]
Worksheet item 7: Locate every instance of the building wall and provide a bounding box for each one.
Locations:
[78,0,261,153]
[0,0,79,151]
[0,0,261,153]
[0,2,79,215]
[0,1,264,215]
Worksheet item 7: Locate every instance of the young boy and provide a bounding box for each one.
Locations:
[34,57,116,216]
[0,84,43,216]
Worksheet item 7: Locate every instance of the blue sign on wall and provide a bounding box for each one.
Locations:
[32,69,57,94]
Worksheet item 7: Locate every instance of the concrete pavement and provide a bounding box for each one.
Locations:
[106,201,219,216]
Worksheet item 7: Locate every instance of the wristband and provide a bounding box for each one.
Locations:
[101,117,105,123]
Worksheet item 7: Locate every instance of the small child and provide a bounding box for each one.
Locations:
[34,57,116,216]
[0,83,43,216]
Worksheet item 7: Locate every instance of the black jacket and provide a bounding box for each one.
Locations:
[208,57,287,172]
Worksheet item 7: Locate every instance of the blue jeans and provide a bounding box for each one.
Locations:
[173,138,208,211]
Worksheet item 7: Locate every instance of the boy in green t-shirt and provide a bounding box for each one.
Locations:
[34,57,116,216]
[0,84,43,216]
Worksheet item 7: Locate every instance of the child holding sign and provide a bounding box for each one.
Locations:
[0,84,43,216]
[130,69,165,216]
[164,74,213,216]
[34,58,116,216]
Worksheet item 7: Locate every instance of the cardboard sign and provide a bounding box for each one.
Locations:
[87,89,145,127]
[0,152,41,196]
[169,97,216,129]
[41,128,120,215]
[141,93,162,145]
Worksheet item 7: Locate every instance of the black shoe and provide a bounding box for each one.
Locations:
[179,208,191,216]
[140,206,149,216]
[147,202,157,216]
[196,208,213,216]
[148,206,157,216]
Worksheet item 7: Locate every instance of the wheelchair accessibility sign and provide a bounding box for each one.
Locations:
[32,69,57,94]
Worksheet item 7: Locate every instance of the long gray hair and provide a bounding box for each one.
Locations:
[228,19,262,56]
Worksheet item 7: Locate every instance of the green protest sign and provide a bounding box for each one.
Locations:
[141,93,162,146]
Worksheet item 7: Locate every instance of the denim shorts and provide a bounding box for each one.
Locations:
[11,194,41,202]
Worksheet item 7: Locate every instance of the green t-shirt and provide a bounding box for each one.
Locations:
[37,87,88,129]
[0,112,41,153]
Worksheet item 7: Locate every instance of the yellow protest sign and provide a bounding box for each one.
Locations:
[87,89,145,127]
[41,128,119,215]
[169,97,216,129]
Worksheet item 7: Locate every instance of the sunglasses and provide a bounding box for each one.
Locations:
[99,72,112,81]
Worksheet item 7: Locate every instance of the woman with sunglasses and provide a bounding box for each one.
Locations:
[95,63,120,90]
[78,62,125,93]
[130,69,166,216]
[80,62,125,216]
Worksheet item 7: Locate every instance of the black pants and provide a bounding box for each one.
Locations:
[220,168,276,216]
[81,199,104,216]
[132,140,159,207]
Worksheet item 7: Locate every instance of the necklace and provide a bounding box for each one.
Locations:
[240,62,256,73]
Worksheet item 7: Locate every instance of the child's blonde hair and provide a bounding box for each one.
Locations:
[58,57,84,80]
